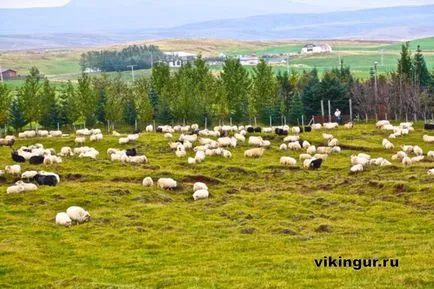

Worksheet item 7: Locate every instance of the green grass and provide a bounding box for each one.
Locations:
[0,122,433,288]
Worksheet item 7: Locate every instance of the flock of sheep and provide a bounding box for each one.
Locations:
[1,120,433,227]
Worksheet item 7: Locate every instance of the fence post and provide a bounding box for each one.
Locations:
[385,113,388,120]
[205,117,207,130]
[365,113,368,123]
[269,115,272,128]
[405,113,408,122]
[328,100,331,123]
[254,117,257,127]
[230,117,232,126]
[349,99,353,121]
[321,100,325,122]
[432,113,434,121]
[284,116,287,126]
[413,113,417,122]
[424,114,427,123]
[153,120,156,132]
[395,113,398,122]
[183,119,186,126]
[301,115,305,128]
[107,120,110,133]
[375,113,378,122]
[135,119,138,131]
[4,124,6,136]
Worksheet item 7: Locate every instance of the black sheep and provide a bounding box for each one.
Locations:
[126,148,137,157]
[190,129,200,135]
[310,158,323,169]
[304,126,312,132]
[11,151,26,163]
[247,127,254,133]
[425,123,434,130]
[33,174,58,186]
[29,155,44,165]
[275,128,288,136]
[133,129,141,134]
[254,127,262,133]
[156,127,163,133]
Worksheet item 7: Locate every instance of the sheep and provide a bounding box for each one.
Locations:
[111,152,128,162]
[49,130,62,137]
[411,156,424,163]
[66,206,91,224]
[5,165,21,175]
[284,135,300,142]
[260,140,271,148]
[323,122,338,129]
[127,134,139,142]
[142,177,154,187]
[175,147,186,158]
[90,133,103,142]
[322,133,333,141]
[306,146,316,155]
[358,153,371,160]
[217,137,232,147]
[263,127,273,133]
[312,123,322,130]
[302,141,311,149]
[234,133,245,142]
[280,156,297,166]
[328,138,339,147]
[428,169,434,175]
[6,184,24,194]
[380,159,392,166]
[0,136,16,147]
[21,170,38,180]
[193,182,208,192]
[191,124,199,131]
[317,147,332,154]
[303,158,323,169]
[350,164,364,173]
[119,137,130,144]
[332,146,341,153]
[146,125,154,132]
[11,151,26,163]
[15,181,38,192]
[188,157,196,164]
[193,189,209,201]
[244,148,265,158]
[351,155,369,166]
[376,120,390,128]
[314,154,328,160]
[195,151,205,163]
[164,133,173,139]
[291,127,301,134]
[60,147,73,157]
[413,146,423,156]
[401,145,414,154]
[423,135,434,143]
[157,178,177,190]
[428,151,434,158]
[112,131,121,137]
[44,155,62,165]
[222,150,232,158]
[76,128,91,136]
[402,156,413,166]
[180,134,197,143]
[287,142,302,150]
[382,139,394,150]
[79,149,99,160]
[344,122,353,129]
[299,153,312,161]
[248,136,263,146]
[75,136,86,144]
[127,155,148,164]
[279,144,288,151]
[56,212,72,227]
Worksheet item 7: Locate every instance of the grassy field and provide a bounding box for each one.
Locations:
[0,122,433,288]
[1,37,434,85]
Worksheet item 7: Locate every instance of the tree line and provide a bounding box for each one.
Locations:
[0,42,432,132]
[80,45,164,72]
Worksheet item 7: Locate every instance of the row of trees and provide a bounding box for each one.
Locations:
[0,43,432,131]
[80,45,164,72]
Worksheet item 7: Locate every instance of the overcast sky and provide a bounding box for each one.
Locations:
[1,0,434,10]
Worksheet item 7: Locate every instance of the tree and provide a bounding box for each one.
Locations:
[59,81,79,125]
[151,63,173,123]
[9,95,27,131]
[397,42,413,82]
[40,79,61,129]
[316,71,349,115]
[105,75,128,127]
[0,83,12,127]
[76,73,97,126]
[134,77,153,125]
[288,94,304,125]
[300,68,320,118]
[193,56,216,122]
[220,58,251,123]
[92,74,110,123]
[413,45,431,89]
[251,59,277,123]
[21,67,42,127]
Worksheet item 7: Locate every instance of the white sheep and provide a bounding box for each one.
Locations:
[79,149,99,160]
[112,131,121,137]
[314,154,328,160]
[351,155,369,166]
[350,164,364,173]
[423,135,434,143]
[280,156,297,166]
[299,153,312,161]
[193,189,209,201]
[291,127,301,134]
[66,206,91,224]
[195,151,205,163]
[222,150,232,158]
[146,125,154,132]
[193,182,208,192]
[279,144,288,151]
[344,122,353,129]
[175,147,186,158]
[402,156,413,166]
[21,170,38,179]
[323,123,338,129]
[413,146,423,156]
[358,153,371,160]
[312,123,322,130]
[322,133,333,141]
[127,134,139,141]
[306,145,316,155]
[188,157,196,164]
[328,138,339,147]
[260,140,271,148]
[128,155,148,164]
[60,147,73,157]
[90,133,103,142]
[376,120,390,128]
[248,136,263,147]
[332,146,341,153]
[119,137,130,144]
[142,177,154,187]
[317,147,332,154]
[411,156,424,163]
[401,145,414,154]
[157,178,177,190]
[244,148,265,158]
[75,136,86,144]
[164,133,173,139]
[427,151,434,158]
[5,165,21,175]
[288,142,302,150]
[234,133,245,142]
[284,135,299,142]
[428,169,434,175]
[56,212,72,227]
[15,181,38,192]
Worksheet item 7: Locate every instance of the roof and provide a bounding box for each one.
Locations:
[0,68,16,73]
[164,51,196,57]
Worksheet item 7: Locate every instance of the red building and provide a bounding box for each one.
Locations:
[0,68,17,80]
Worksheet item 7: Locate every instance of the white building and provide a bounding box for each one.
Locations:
[239,54,259,66]
[164,51,197,68]
[300,44,332,54]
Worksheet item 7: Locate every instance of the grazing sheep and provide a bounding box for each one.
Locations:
[427,151,434,158]
[164,133,173,139]
[423,135,434,143]
[291,127,301,134]
[56,212,72,227]
[287,141,302,150]
[280,156,297,166]
[376,120,390,128]
[127,134,139,142]
[79,149,99,160]
[411,156,424,163]
[302,141,310,149]
[234,133,245,142]
[75,136,86,144]
[299,153,312,161]
[188,157,196,164]
[382,139,394,150]
[6,184,24,194]
[119,137,130,144]
[306,146,316,155]
[11,151,26,163]
[413,146,423,156]
[157,178,177,190]
[304,158,323,169]
[402,156,413,166]
[323,123,338,129]
[15,181,38,192]
[244,148,265,158]
[284,135,300,142]
[195,151,205,163]
[279,143,288,151]
[112,131,121,137]
[60,147,73,157]
[193,182,208,192]
[317,147,332,154]
[358,153,371,160]
[328,138,339,147]
[260,140,271,148]
[428,169,434,175]
[222,150,232,158]
[314,154,328,160]
[5,165,21,175]
[0,136,16,147]
[322,133,333,141]
[21,170,38,180]
[332,146,341,153]
[312,123,322,130]
[248,136,263,146]
[401,145,414,153]
[66,206,91,224]
[344,122,353,129]
[146,125,154,132]
[127,155,148,164]
[175,147,186,158]
[43,155,62,165]
[380,159,392,166]
[142,177,154,187]
[350,164,364,173]
[193,189,209,201]
[90,133,103,142]
[351,155,369,166]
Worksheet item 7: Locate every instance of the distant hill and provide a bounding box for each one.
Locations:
[0,4,433,50]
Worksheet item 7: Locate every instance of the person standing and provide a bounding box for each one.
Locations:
[334,109,342,124]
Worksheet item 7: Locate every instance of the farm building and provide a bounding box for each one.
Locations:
[164,51,196,68]
[300,44,332,54]
[239,54,259,66]
[0,68,17,80]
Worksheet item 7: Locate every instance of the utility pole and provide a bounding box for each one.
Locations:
[127,65,137,82]
[374,61,378,115]
[380,49,384,66]
[0,65,3,83]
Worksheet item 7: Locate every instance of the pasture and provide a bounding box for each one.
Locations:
[0,122,433,288]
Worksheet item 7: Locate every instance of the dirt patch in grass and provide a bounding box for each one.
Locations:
[340,144,371,152]
[226,188,240,195]
[111,177,142,183]
[182,175,222,184]
[241,227,256,234]
[64,173,83,181]
[226,166,257,175]
[315,224,332,233]
[106,189,130,196]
